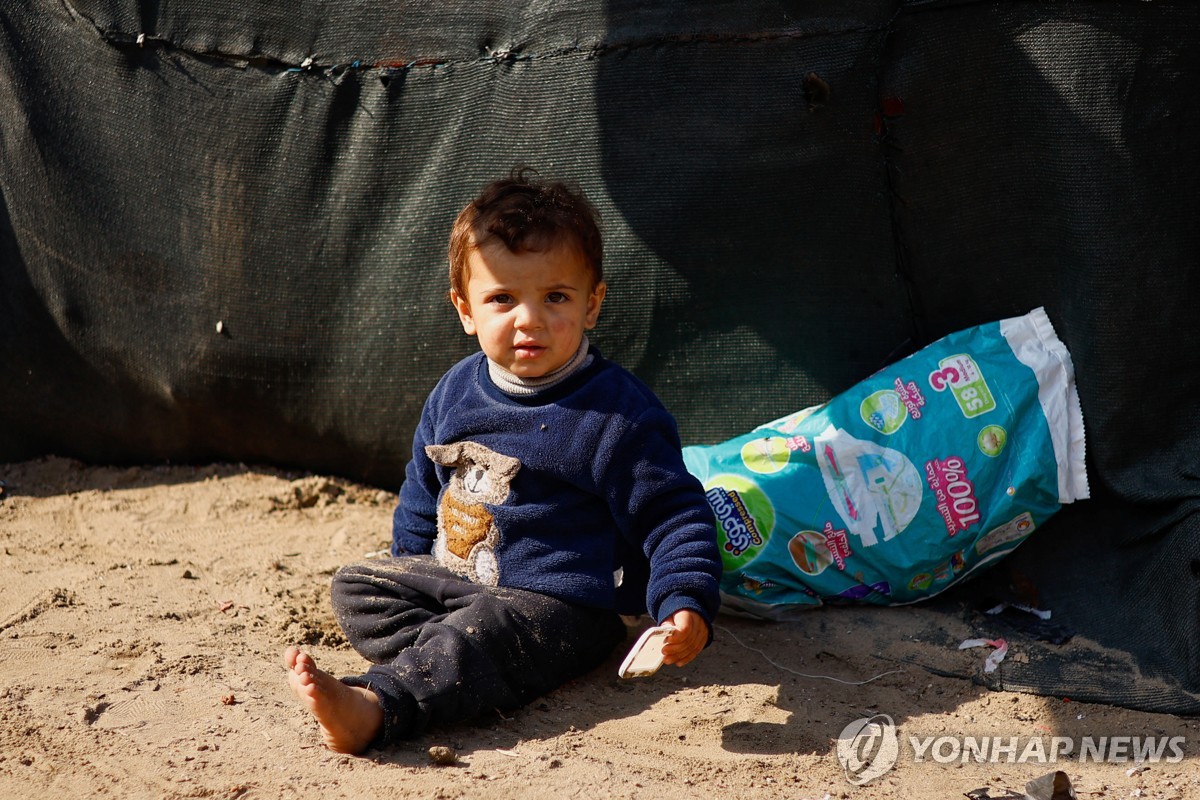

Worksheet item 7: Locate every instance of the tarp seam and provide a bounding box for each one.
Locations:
[69,10,904,76]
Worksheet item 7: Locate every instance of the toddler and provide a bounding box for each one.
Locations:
[284,169,722,753]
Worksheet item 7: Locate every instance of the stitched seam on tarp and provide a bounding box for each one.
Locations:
[62,1,903,76]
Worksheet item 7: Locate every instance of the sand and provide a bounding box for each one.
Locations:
[1,456,1195,799]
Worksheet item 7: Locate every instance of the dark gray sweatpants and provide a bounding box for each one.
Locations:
[331,555,627,745]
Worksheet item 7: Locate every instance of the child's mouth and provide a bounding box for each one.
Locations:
[515,344,545,358]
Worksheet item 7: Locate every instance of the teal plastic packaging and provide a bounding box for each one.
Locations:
[683,308,1088,618]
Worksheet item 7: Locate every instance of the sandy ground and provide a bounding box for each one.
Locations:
[0,456,1196,799]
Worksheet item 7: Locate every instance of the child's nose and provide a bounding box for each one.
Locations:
[514,303,542,329]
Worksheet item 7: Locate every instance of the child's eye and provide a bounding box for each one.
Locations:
[487,293,513,305]
[546,292,569,304]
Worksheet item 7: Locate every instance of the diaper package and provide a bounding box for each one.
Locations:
[682,307,1088,618]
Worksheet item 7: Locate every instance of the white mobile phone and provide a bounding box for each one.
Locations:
[617,624,677,679]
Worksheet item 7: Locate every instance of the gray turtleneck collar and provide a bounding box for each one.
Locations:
[487,336,593,397]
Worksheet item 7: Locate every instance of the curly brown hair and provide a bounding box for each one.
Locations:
[448,168,603,300]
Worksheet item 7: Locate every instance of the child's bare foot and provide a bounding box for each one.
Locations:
[283,646,384,754]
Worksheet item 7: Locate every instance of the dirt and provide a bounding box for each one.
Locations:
[0,457,1195,799]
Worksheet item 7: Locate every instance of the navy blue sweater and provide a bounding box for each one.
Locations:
[392,349,721,625]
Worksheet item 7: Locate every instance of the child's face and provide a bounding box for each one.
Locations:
[450,239,606,379]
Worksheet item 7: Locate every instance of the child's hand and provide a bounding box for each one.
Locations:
[660,609,709,667]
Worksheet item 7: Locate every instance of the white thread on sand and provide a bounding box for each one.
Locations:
[717,625,903,686]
